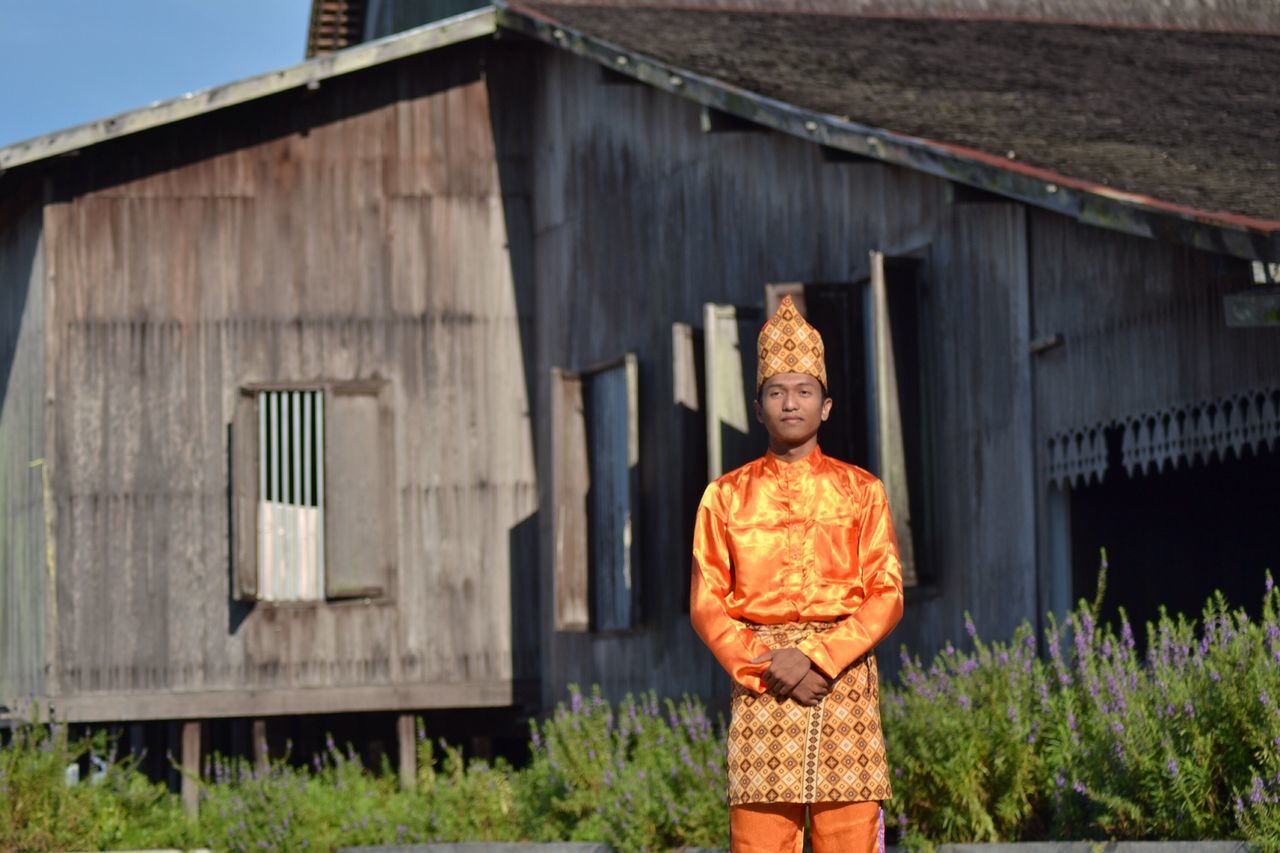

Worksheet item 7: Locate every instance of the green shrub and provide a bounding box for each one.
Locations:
[195,738,435,850]
[883,562,1280,848]
[517,687,728,852]
[4,572,1279,851]
[0,718,189,852]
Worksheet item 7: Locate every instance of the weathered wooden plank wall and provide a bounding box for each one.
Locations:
[38,43,537,718]
[902,201,1038,655]
[525,46,1042,703]
[1030,212,1277,438]
[0,192,48,706]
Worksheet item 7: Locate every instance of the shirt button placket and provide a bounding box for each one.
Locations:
[782,468,801,599]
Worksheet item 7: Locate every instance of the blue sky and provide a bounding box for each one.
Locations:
[0,0,314,148]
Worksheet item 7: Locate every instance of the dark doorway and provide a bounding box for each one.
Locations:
[1070,443,1280,637]
[802,283,871,469]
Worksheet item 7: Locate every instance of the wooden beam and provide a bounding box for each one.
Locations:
[181,721,201,818]
[41,680,515,723]
[699,105,762,134]
[397,713,416,789]
[947,181,1011,204]
[598,65,643,85]
[820,145,873,164]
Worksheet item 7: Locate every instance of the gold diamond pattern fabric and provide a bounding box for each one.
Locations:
[756,294,827,390]
[727,620,892,805]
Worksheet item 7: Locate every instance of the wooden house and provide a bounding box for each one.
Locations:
[1,0,1278,791]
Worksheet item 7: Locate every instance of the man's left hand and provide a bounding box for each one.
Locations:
[750,647,814,696]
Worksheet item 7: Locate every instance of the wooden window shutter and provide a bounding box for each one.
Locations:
[870,251,924,588]
[551,367,590,630]
[232,388,259,600]
[324,381,395,599]
[703,303,765,480]
[585,354,639,631]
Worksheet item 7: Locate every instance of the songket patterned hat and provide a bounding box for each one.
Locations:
[756,295,827,390]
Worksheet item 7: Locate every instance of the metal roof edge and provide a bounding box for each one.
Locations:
[497,2,1279,262]
[0,6,498,174]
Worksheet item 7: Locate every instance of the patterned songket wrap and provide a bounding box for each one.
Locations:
[727,620,891,805]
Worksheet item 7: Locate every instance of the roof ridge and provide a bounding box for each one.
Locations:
[527,0,1280,35]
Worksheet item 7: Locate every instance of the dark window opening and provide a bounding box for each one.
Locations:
[1070,442,1280,639]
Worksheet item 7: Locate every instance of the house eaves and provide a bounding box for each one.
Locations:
[0,7,496,174]
[498,2,1280,263]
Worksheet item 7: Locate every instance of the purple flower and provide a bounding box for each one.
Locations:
[571,692,583,713]
[1167,758,1179,777]
[1007,706,1018,723]
[965,617,977,638]
[958,695,971,711]
[1073,780,1087,795]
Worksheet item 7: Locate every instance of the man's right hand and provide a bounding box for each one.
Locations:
[788,668,832,706]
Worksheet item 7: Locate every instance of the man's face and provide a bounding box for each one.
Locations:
[754,372,832,447]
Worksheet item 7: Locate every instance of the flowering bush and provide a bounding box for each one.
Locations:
[0,719,189,851]
[4,573,1279,851]
[885,563,1280,848]
[517,688,728,851]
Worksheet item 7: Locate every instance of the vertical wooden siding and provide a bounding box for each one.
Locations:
[526,46,1046,704]
[1029,211,1279,439]
[0,196,48,705]
[40,46,536,710]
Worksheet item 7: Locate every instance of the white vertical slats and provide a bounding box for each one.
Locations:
[292,391,303,600]
[256,389,325,602]
[315,391,326,596]
[302,391,313,601]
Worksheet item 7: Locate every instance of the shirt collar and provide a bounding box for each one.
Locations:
[765,444,823,476]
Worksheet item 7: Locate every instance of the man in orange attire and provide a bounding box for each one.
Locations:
[690,295,904,853]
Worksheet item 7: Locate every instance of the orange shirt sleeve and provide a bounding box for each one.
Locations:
[797,478,904,679]
[689,485,772,693]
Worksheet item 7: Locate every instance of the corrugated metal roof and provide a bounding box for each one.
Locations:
[0,7,496,173]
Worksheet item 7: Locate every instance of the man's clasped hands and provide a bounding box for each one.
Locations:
[751,647,833,706]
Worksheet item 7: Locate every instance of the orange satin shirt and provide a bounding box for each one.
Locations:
[689,446,904,693]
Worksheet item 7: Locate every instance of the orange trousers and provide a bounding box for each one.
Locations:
[729,801,882,853]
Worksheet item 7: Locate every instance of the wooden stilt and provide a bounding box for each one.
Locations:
[181,720,201,818]
[397,713,416,789]
[252,719,268,769]
[470,734,493,762]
